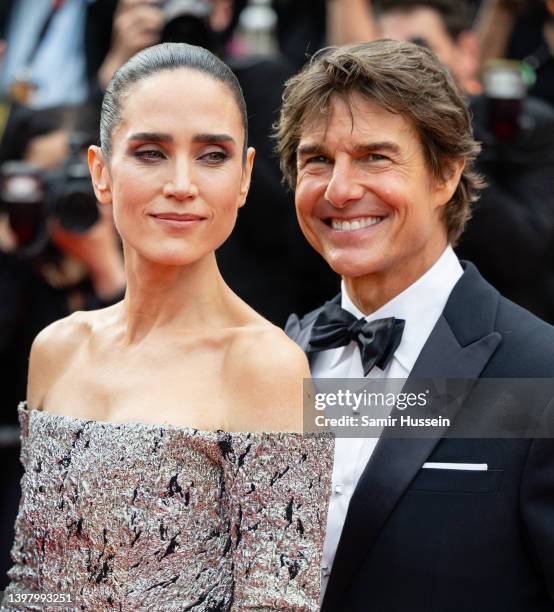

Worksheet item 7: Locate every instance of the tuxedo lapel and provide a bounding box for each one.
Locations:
[322,263,502,611]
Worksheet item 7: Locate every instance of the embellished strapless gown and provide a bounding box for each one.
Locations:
[1,403,333,611]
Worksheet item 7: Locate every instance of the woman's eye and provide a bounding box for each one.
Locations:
[134,149,165,161]
[200,151,229,164]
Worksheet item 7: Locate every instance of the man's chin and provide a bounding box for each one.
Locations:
[326,256,382,280]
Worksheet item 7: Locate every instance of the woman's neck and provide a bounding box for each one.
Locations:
[119,249,234,343]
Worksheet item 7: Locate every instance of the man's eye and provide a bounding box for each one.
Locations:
[305,156,331,165]
[367,153,388,162]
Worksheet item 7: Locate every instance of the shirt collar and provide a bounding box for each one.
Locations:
[340,246,463,373]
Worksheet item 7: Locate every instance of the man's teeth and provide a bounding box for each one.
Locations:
[331,217,383,231]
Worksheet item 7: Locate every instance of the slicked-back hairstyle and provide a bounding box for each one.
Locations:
[275,40,484,245]
[100,42,248,159]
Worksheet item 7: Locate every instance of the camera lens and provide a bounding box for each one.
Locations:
[56,189,99,233]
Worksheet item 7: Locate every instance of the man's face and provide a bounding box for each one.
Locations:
[294,94,453,284]
[378,7,477,88]
[379,7,456,69]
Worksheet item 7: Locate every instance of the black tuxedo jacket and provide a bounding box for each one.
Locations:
[285,262,554,612]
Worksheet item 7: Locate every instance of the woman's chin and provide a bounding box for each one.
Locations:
[127,246,208,268]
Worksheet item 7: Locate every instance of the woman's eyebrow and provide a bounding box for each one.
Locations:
[128,132,173,142]
[127,132,236,145]
[192,133,236,145]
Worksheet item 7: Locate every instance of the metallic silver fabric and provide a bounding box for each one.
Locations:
[2,403,333,611]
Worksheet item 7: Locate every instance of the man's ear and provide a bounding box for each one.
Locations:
[238,147,256,208]
[433,158,466,208]
[88,145,112,206]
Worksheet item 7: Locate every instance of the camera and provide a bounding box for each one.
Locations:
[0,133,99,257]
[160,0,215,48]
[162,0,212,22]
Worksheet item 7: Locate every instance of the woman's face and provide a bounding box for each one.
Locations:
[89,69,254,266]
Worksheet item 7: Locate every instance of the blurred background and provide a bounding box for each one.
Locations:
[0,0,553,588]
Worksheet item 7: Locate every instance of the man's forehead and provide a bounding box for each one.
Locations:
[297,97,362,142]
[296,97,416,150]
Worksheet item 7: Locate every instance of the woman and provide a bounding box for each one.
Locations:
[2,43,333,610]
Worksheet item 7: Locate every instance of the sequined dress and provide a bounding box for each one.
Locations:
[1,403,333,611]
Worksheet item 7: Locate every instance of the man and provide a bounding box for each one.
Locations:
[374,0,554,323]
[325,0,554,323]
[276,40,554,611]
[0,0,118,109]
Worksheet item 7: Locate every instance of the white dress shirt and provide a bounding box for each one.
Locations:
[312,246,464,598]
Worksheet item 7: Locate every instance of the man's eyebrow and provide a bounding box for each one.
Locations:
[127,132,236,145]
[352,142,401,155]
[297,141,402,157]
[297,143,327,157]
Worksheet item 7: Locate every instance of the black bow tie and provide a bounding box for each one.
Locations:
[308,302,405,375]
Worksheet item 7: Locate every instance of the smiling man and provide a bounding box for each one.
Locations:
[277,40,554,612]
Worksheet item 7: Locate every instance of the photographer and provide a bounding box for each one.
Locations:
[0,105,125,422]
[475,0,554,107]
[0,0,118,108]
[97,0,241,88]
[97,0,165,90]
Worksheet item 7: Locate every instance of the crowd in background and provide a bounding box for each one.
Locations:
[0,0,553,589]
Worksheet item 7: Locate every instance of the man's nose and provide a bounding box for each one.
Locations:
[324,158,364,208]
[163,160,198,201]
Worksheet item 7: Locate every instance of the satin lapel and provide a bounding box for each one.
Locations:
[322,271,502,611]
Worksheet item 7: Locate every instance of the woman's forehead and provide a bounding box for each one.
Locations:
[116,70,244,138]
[124,69,235,108]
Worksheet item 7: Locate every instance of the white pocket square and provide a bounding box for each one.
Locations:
[422,462,488,471]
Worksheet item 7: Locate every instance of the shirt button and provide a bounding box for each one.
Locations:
[334,484,344,495]
[321,565,331,577]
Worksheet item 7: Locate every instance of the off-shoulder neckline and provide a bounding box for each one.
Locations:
[18,401,311,437]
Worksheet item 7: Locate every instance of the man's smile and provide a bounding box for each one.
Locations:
[327,216,386,231]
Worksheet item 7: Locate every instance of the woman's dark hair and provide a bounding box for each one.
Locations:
[100,43,248,159]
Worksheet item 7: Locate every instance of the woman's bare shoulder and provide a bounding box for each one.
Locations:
[26,308,112,408]
[230,322,309,375]
[224,323,310,431]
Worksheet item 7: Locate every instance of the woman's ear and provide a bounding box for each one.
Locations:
[238,146,256,208]
[88,145,112,206]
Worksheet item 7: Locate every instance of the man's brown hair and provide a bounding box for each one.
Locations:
[275,39,484,245]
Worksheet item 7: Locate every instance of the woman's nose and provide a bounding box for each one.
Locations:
[163,161,198,201]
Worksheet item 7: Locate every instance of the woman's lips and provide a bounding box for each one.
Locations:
[149,212,205,228]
